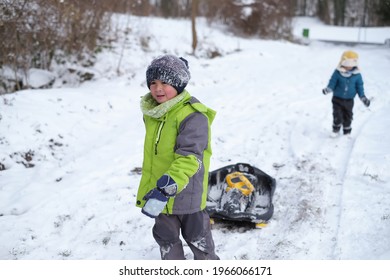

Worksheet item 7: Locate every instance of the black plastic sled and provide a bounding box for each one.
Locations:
[206,163,276,228]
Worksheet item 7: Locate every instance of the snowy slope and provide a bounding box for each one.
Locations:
[1,15,390,260]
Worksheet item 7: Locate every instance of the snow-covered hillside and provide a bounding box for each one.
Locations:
[1,15,390,260]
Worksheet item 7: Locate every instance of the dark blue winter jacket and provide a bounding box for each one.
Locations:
[327,69,365,100]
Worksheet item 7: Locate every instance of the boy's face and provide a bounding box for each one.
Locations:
[150,80,178,103]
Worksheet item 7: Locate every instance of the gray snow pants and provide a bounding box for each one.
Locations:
[152,210,219,260]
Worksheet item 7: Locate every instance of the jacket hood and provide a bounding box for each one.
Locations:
[188,97,216,124]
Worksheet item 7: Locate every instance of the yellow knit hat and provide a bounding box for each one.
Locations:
[340,50,359,67]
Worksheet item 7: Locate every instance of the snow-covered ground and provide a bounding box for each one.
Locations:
[1,15,390,261]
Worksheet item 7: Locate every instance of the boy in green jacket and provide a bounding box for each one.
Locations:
[136,54,219,260]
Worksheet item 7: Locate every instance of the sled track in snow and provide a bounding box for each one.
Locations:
[270,100,376,259]
[328,136,356,259]
[328,113,373,259]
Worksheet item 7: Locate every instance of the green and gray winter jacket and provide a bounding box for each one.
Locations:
[136,90,216,215]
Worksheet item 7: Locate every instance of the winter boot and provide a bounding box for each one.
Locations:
[331,124,341,138]
[332,124,341,133]
[343,127,352,135]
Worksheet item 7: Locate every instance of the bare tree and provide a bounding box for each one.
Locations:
[333,0,346,25]
[191,0,198,54]
[376,0,390,25]
[0,0,112,93]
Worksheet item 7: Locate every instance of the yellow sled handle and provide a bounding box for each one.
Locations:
[225,172,255,196]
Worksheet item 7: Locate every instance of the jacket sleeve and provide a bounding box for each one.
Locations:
[167,112,208,192]
[356,74,365,98]
[327,70,339,91]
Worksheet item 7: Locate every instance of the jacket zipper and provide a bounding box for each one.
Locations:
[344,78,349,96]
[154,120,165,155]
[154,117,170,214]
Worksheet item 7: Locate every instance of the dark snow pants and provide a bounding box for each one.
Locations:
[332,96,354,134]
[152,210,219,260]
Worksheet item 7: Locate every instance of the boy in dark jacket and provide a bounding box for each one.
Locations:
[322,50,370,135]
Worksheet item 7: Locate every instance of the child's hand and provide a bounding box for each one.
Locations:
[322,87,332,95]
[156,174,177,197]
[360,96,370,107]
[141,175,177,218]
[142,188,168,218]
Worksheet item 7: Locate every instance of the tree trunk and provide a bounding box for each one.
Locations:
[334,0,346,26]
[191,0,198,54]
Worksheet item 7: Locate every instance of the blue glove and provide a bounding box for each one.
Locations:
[141,189,168,218]
[322,87,332,95]
[141,175,177,218]
[156,174,177,197]
[360,96,370,107]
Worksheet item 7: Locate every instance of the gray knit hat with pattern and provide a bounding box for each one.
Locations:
[146,55,190,93]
